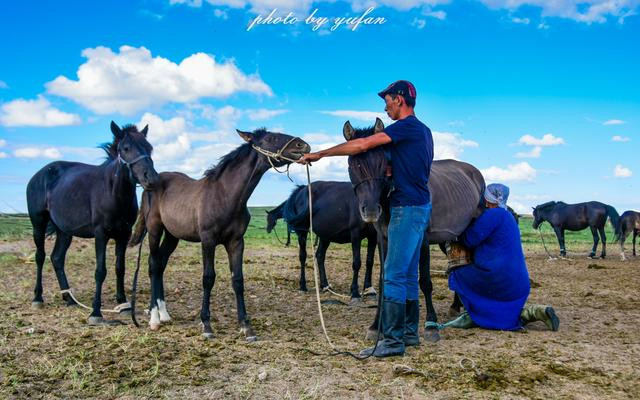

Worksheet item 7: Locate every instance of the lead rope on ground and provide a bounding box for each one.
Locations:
[59,288,129,314]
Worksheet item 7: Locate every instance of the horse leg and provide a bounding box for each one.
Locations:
[554,227,566,257]
[297,231,308,292]
[619,228,627,261]
[156,232,179,324]
[633,230,638,257]
[366,228,387,341]
[349,236,362,303]
[31,220,47,308]
[200,240,217,339]
[419,237,440,342]
[362,235,377,297]
[87,231,110,325]
[147,228,164,330]
[50,231,75,306]
[316,238,331,290]
[450,292,463,317]
[589,226,598,258]
[114,236,129,310]
[598,226,607,258]
[225,236,257,342]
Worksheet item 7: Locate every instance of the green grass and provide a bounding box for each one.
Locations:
[0,211,616,248]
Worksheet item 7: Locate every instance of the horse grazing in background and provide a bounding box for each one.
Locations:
[532,201,620,258]
[26,122,159,325]
[344,118,486,342]
[616,211,640,260]
[266,202,294,246]
[268,182,378,302]
[129,128,309,341]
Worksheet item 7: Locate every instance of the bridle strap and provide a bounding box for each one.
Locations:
[118,153,150,166]
[251,137,300,178]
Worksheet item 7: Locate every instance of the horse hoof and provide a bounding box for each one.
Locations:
[365,329,379,342]
[423,329,441,343]
[246,335,258,343]
[349,297,363,307]
[362,287,378,298]
[149,322,161,331]
[202,332,215,340]
[31,301,44,310]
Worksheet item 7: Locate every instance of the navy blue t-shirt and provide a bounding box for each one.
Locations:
[383,115,434,207]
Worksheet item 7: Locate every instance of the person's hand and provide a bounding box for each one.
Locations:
[297,152,322,165]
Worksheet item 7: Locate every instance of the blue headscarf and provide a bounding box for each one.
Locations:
[484,183,510,209]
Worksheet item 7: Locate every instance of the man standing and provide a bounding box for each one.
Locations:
[298,80,434,357]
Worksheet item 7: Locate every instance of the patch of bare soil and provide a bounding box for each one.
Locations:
[1,239,639,399]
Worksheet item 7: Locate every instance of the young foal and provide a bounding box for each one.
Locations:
[27,122,158,325]
[616,210,640,260]
[130,129,309,340]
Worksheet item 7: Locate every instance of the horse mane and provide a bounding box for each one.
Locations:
[203,128,271,180]
[535,201,558,211]
[351,125,376,139]
[99,124,152,162]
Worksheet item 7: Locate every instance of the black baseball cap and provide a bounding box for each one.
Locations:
[377,80,417,100]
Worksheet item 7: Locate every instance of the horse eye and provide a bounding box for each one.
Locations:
[123,146,130,152]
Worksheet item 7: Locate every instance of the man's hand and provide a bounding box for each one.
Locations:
[297,152,322,165]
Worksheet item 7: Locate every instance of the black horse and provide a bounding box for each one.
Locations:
[267,182,378,302]
[344,118,486,342]
[129,129,309,340]
[266,202,294,246]
[616,210,640,260]
[26,122,159,325]
[532,201,620,258]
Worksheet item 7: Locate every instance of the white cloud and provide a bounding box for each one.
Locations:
[478,0,640,24]
[515,145,542,158]
[301,132,337,142]
[46,45,272,115]
[518,133,565,146]
[511,16,530,24]
[612,135,630,142]
[14,147,62,159]
[603,119,626,125]
[320,110,391,125]
[537,21,550,29]
[614,164,632,178]
[0,80,7,89]
[0,96,81,127]
[432,131,478,160]
[481,162,537,182]
[412,17,427,28]
[424,9,447,19]
[246,108,289,120]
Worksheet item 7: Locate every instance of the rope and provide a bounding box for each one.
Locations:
[537,224,562,261]
[60,288,130,314]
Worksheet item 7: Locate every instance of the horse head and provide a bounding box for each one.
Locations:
[110,121,160,190]
[532,201,556,229]
[266,209,278,233]
[237,128,310,167]
[345,117,387,223]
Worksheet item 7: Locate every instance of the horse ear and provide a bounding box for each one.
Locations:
[343,121,355,141]
[374,117,384,133]
[110,121,124,140]
[237,129,253,143]
[140,124,149,137]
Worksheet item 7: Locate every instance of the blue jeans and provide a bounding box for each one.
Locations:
[384,204,432,303]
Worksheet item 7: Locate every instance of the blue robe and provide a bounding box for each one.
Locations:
[448,207,530,330]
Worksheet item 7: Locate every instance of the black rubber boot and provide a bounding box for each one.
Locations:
[360,299,406,358]
[404,300,420,347]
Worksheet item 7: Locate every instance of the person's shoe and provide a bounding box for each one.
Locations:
[360,299,406,357]
[520,304,560,331]
[403,300,420,347]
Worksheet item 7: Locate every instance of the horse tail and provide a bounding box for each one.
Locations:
[129,192,149,247]
[282,185,309,231]
[605,204,621,242]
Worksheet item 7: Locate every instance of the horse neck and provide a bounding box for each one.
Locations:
[213,150,269,209]
[105,159,136,202]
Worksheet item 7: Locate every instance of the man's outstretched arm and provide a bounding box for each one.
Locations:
[298,132,391,164]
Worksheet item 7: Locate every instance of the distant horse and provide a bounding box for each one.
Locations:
[616,211,640,260]
[268,182,378,302]
[129,128,309,340]
[344,118,486,342]
[266,202,294,246]
[532,201,620,258]
[27,122,159,325]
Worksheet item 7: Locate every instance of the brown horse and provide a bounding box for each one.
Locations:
[129,128,309,341]
[616,210,640,260]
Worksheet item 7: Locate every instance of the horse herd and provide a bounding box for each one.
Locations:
[25,119,639,342]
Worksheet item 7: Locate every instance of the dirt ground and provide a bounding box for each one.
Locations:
[0,237,639,399]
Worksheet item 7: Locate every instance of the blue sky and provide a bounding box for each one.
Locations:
[1,0,638,214]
